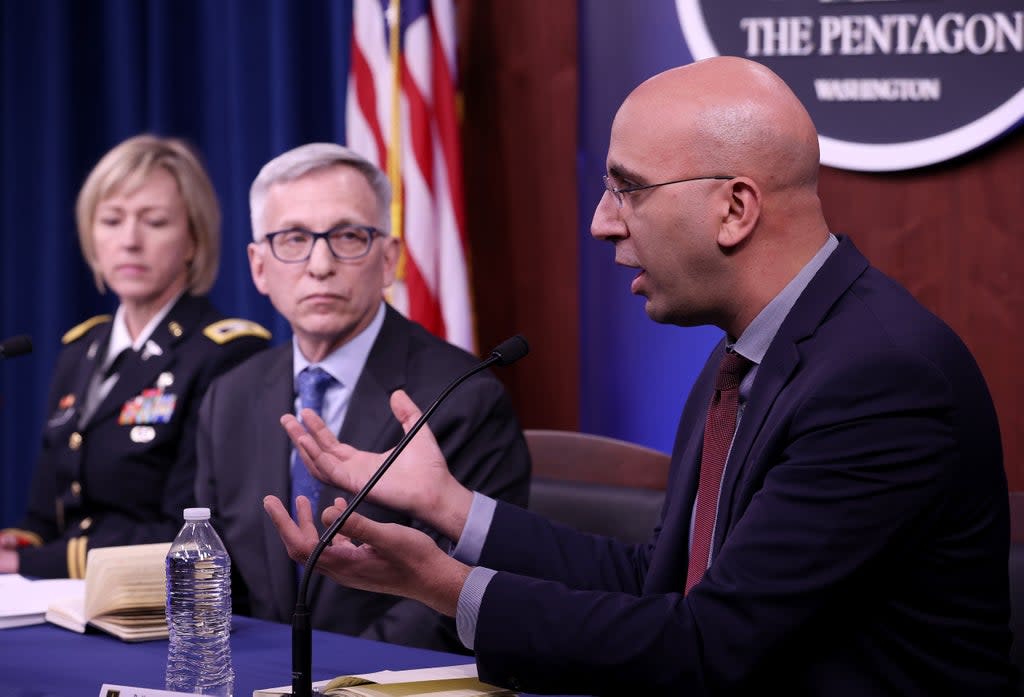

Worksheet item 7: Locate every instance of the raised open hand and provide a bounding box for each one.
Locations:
[280,389,474,539]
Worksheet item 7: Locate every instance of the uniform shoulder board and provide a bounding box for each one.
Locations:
[61,315,113,344]
[203,318,271,344]
[0,527,43,548]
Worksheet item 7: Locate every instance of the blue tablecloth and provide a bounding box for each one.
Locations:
[0,614,472,696]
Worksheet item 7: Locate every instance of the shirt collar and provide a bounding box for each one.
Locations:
[732,233,838,365]
[105,290,186,368]
[292,301,386,388]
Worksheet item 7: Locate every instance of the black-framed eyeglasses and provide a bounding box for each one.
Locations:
[602,174,736,208]
[262,224,385,263]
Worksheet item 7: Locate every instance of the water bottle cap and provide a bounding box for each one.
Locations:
[183,507,211,521]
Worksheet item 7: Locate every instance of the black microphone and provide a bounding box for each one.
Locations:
[0,335,32,360]
[291,335,529,697]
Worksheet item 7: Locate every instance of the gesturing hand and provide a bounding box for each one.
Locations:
[263,494,469,616]
[280,388,474,540]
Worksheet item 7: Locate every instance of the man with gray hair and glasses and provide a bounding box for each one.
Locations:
[196,143,530,652]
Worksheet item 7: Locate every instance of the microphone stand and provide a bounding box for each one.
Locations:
[291,336,528,696]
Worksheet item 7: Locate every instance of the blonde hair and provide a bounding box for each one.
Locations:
[75,134,221,294]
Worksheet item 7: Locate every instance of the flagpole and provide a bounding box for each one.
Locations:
[386,0,406,282]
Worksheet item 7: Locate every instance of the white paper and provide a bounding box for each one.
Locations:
[0,575,84,629]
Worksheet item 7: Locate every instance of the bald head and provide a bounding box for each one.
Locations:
[595,57,831,336]
[617,57,820,193]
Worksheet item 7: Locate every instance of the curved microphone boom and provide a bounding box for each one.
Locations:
[0,335,32,360]
[291,335,529,697]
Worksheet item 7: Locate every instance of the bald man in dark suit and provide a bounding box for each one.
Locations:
[266,59,1015,695]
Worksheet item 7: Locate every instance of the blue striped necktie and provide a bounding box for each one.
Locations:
[291,366,335,522]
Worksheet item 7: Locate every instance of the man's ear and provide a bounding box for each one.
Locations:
[717,177,761,249]
[248,242,270,296]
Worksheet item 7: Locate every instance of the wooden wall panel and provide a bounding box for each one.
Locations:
[456,4,1022,490]
[819,128,1024,489]
[456,1,579,431]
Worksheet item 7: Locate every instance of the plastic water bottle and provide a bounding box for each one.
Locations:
[165,507,235,696]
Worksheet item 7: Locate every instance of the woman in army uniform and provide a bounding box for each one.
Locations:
[0,135,269,578]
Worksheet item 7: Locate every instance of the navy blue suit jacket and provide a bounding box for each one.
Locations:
[472,237,1014,696]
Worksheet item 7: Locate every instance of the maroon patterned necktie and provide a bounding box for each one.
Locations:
[685,351,753,595]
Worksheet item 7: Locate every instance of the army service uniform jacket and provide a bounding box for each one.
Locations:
[5,293,269,578]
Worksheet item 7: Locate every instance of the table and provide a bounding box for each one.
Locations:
[0,615,479,696]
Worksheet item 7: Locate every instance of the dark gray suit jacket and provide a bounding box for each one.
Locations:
[196,305,530,652]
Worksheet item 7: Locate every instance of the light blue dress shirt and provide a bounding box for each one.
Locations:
[291,301,386,443]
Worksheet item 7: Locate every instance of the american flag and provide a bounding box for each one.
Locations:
[346,0,475,352]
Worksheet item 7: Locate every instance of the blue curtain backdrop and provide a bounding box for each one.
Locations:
[0,0,354,527]
[0,0,719,529]
[577,0,722,450]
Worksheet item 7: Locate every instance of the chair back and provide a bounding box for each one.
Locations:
[1010,492,1024,690]
[524,429,670,543]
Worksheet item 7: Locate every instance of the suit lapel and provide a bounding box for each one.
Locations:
[335,306,410,453]
[71,323,112,424]
[714,342,801,545]
[714,236,870,543]
[255,345,302,621]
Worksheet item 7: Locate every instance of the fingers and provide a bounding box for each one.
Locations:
[280,412,309,441]
[263,495,317,563]
[389,389,424,433]
[280,411,355,485]
[263,494,291,528]
[280,413,325,468]
[330,507,380,547]
[318,497,382,548]
[294,495,319,535]
[319,498,373,551]
[321,497,348,527]
[301,409,352,458]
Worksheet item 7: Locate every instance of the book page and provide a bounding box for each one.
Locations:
[45,593,88,633]
[84,542,170,618]
[90,613,168,642]
[327,665,479,687]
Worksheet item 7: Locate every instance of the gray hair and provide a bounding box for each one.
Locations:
[249,143,392,241]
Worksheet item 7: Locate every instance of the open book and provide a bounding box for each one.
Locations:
[45,542,171,642]
[253,663,517,697]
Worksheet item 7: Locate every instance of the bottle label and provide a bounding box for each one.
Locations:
[98,684,200,697]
